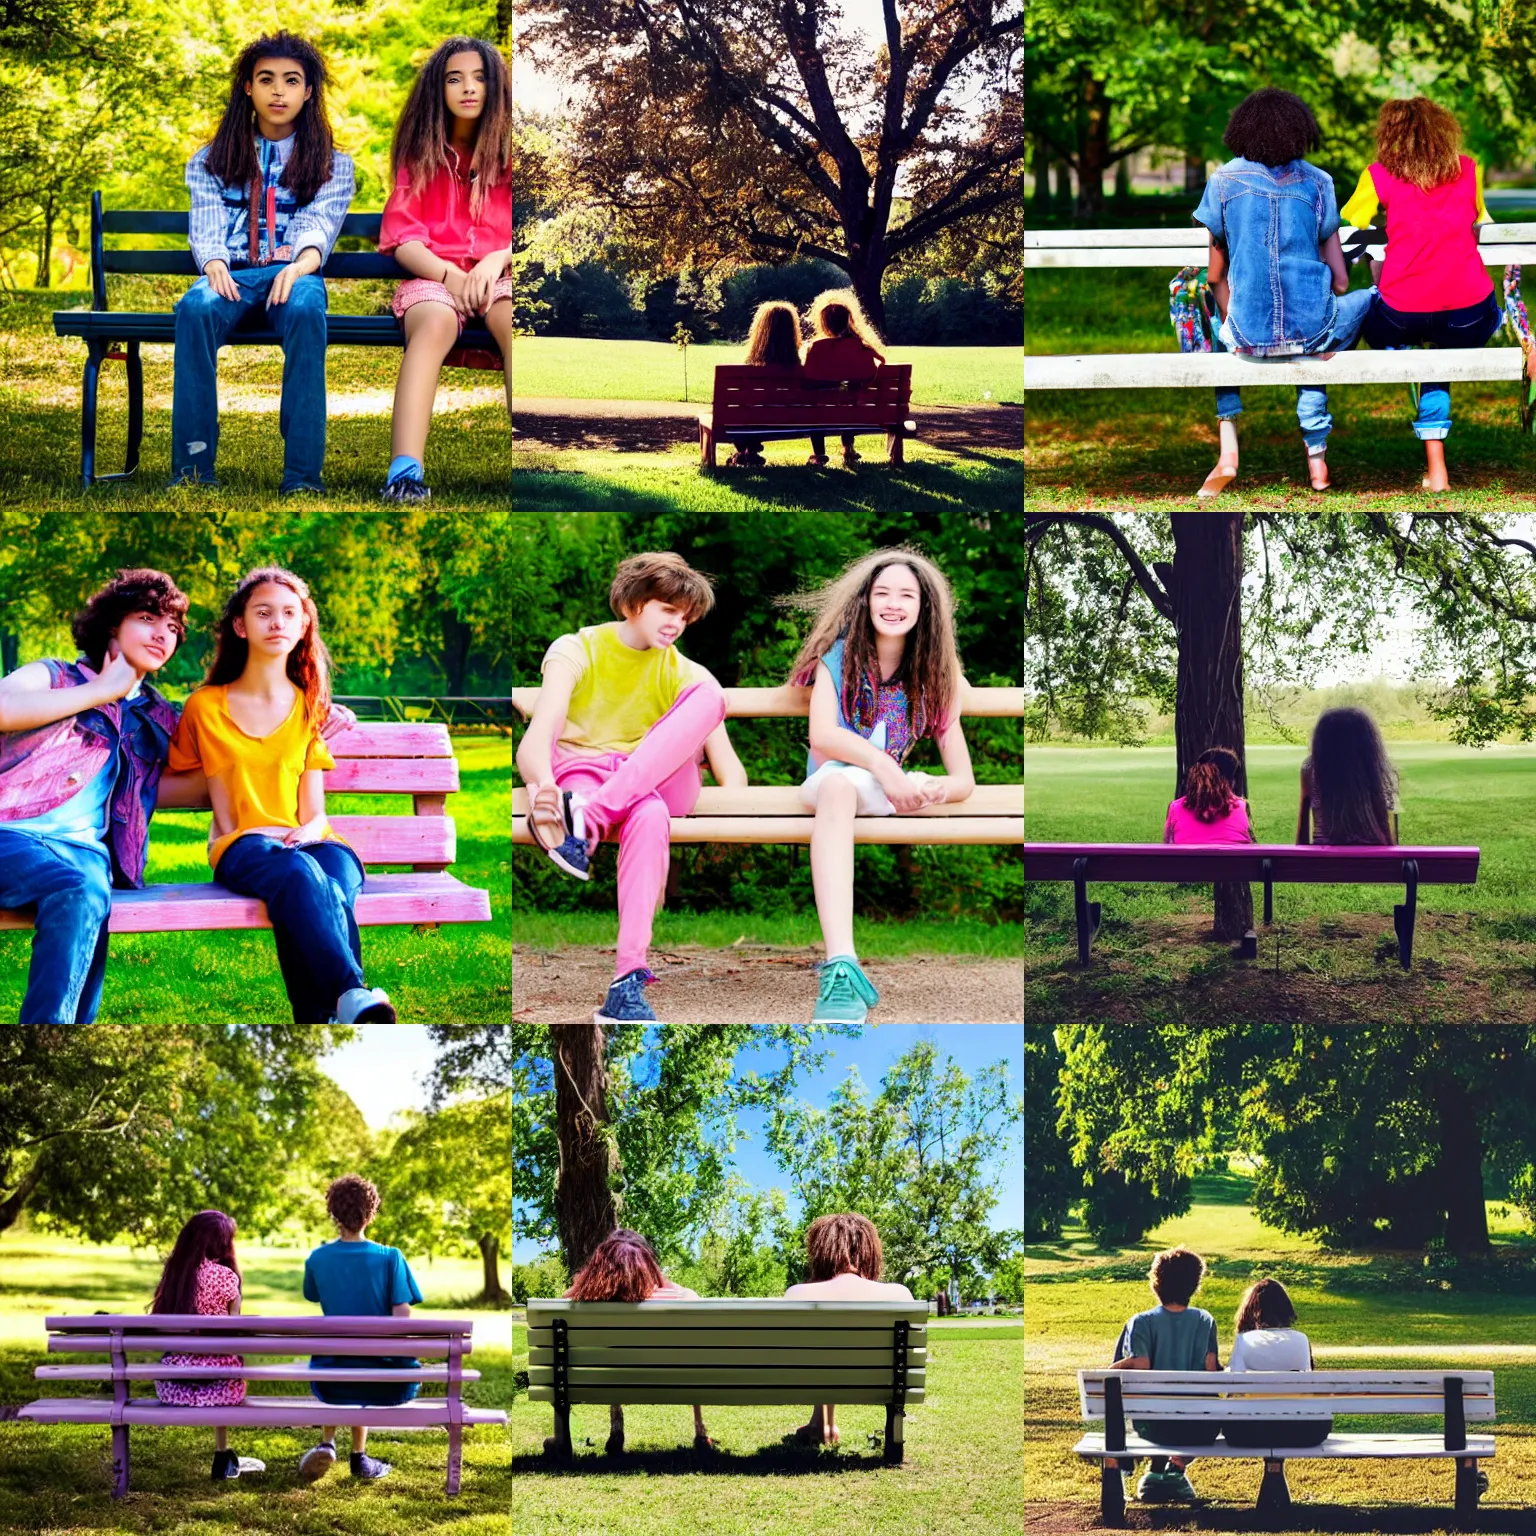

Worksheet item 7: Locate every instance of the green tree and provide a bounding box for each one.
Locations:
[1024,1030,1083,1240]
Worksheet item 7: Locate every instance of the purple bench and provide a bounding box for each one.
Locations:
[14,1313,507,1495]
[1024,843,1482,969]
[0,722,491,934]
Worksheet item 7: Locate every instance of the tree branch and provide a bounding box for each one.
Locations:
[1025,514,1175,619]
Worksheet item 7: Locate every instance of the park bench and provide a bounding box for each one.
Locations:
[1023,225,1536,430]
[511,683,1024,846]
[527,1298,927,1464]
[1023,843,1480,969]
[698,364,916,467]
[0,721,491,934]
[1076,1368,1494,1527]
[14,1312,508,1495]
[52,192,503,485]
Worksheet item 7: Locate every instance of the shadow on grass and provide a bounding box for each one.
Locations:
[1027,1500,1534,1533]
[512,1439,900,1476]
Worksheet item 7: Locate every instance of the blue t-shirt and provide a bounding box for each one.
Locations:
[303,1239,424,1375]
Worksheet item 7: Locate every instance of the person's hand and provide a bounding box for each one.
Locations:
[96,641,144,701]
[266,251,319,308]
[876,761,928,815]
[463,253,505,315]
[203,259,240,303]
[915,776,949,808]
[282,816,329,847]
[441,265,474,317]
[320,702,357,740]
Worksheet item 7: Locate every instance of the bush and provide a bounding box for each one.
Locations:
[508,1254,569,1303]
[716,258,852,339]
[641,269,723,341]
[532,260,646,337]
[882,273,1022,346]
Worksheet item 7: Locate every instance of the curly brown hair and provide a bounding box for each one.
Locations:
[72,569,189,669]
[1184,746,1240,823]
[805,1212,884,1281]
[1148,1246,1205,1306]
[608,552,715,624]
[1222,88,1321,168]
[326,1173,380,1233]
[1375,97,1463,191]
[564,1229,665,1301]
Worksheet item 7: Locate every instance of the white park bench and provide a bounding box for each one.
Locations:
[527,1298,927,1464]
[1076,1368,1494,1527]
[1024,226,1536,432]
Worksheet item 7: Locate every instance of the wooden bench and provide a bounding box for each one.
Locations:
[1024,225,1536,431]
[0,722,491,933]
[512,684,1023,845]
[1023,843,1480,969]
[698,365,916,467]
[52,192,503,485]
[528,1298,927,1464]
[1077,1368,1494,1527]
[14,1313,508,1495]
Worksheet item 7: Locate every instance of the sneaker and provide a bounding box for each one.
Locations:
[1137,1466,1199,1503]
[380,476,431,503]
[350,1451,392,1480]
[335,986,397,1024]
[279,482,326,498]
[811,956,879,1024]
[841,448,862,466]
[299,1441,337,1482]
[234,1456,265,1476]
[595,967,658,1024]
[545,794,593,880]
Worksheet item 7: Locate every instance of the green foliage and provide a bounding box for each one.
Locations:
[507,1251,568,1303]
[1024,1032,1083,1241]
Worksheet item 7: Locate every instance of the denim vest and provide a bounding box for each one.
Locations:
[0,659,178,887]
[1194,158,1341,356]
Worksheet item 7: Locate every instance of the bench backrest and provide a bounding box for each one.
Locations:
[1024,843,1480,884]
[526,1298,928,1405]
[709,364,913,428]
[1079,1369,1495,1422]
[513,682,1025,721]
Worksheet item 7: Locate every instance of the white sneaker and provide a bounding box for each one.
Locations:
[335,986,397,1023]
[299,1441,336,1482]
[235,1456,266,1475]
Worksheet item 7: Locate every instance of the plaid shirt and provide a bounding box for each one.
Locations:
[186,135,355,274]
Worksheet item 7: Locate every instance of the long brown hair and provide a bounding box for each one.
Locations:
[807,287,885,351]
[390,37,511,218]
[1234,1277,1298,1334]
[744,301,802,367]
[1183,746,1240,822]
[1307,706,1396,845]
[204,33,337,208]
[565,1229,666,1301]
[805,1213,884,1281]
[784,547,961,743]
[151,1211,240,1315]
[1375,97,1464,191]
[204,566,331,727]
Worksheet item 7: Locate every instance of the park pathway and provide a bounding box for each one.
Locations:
[513,944,1023,1023]
[511,396,1023,452]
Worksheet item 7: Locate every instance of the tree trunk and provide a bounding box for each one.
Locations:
[0,1159,46,1233]
[1168,513,1252,938]
[843,239,887,332]
[439,607,472,694]
[1053,159,1073,209]
[1435,1069,1490,1254]
[1074,76,1110,222]
[1,626,19,675]
[551,1024,619,1275]
[1114,159,1130,205]
[1183,151,1207,198]
[477,1232,508,1302]
[1031,135,1053,217]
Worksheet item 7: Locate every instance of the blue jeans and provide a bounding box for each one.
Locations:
[1360,292,1504,440]
[171,265,329,490]
[215,836,365,1023]
[0,830,112,1024]
[1213,287,1376,448]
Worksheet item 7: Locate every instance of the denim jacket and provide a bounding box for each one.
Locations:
[1194,158,1341,356]
[0,659,178,888]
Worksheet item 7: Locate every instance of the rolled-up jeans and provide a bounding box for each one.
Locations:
[1213,287,1376,448]
[1360,291,1504,440]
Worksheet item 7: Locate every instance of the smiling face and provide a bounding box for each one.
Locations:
[112,610,179,673]
[245,56,311,137]
[233,580,309,658]
[627,598,689,649]
[868,563,922,639]
[444,50,487,122]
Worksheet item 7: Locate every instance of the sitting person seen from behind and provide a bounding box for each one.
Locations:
[1163,746,1255,844]
[730,300,803,467]
[801,288,886,467]
[1297,705,1398,845]
[1223,1278,1331,1448]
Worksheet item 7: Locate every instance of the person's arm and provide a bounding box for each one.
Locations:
[1107,1355,1150,1370]
[463,244,513,314]
[1320,230,1350,296]
[703,722,748,788]
[1206,234,1230,320]
[391,1302,412,1317]
[806,665,925,810]
[320,701,357,740]
[927,712,976,805]
[1205,1352,1220,1370]
[283,768,329,845]
[265,246,323,308]
[0,656,138,733]
[1297,765,1312,845]
[280,152,355,276]
[186,151,241,303]
[156,768,209,809]
[517,659,579,820]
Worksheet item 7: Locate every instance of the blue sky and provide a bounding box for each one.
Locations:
[322,1026,1023,1264]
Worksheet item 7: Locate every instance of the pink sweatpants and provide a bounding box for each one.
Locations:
[551,680,726,978]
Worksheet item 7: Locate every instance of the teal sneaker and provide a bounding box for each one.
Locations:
[1137,1465,1199,1503]
[811,956,879,1023]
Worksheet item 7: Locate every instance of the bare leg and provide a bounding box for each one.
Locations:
[1197,418,1239,498]
[794,1405,824,1443]
[1423,438,1449,492]
[1307,445,1330,491]
[485,297,513,421]
[823,1404,839,1444]
[692,1403,711,1444]
[389,302,460,464]
[322,1424,338,1444]
[810,775,858,959]
[352,1425,368,1454]
[215,1426,229,1452]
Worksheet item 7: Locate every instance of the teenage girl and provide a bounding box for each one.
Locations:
[1223,1279,1331,1449]
[1297,706,1399,845]
[378,37,513,502]
[728,300,803,467]
[165,568,395,1023]
[151,1210,265,1481]
[1343,98,1501,493]
[1163,746,1255,844]
[801,289,886,466]
[174,32,355,492]
[784,548,976,1023]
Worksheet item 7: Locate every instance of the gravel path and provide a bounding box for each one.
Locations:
[513,944,1023,1023]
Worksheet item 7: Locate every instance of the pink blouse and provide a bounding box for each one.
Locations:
[1163,794,1252,845]
[379,148,512,271]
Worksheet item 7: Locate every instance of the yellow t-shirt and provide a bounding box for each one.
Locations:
[167,684,344,870]
[543,622,710,756]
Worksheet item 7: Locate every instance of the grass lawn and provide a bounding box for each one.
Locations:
[0,736,512,1025]
[1027,1171,1536,1533]
[511,336,1024,407]
[1026,268,1536,509]
[1025,742,1536,1024]
[0,1232,513,1535]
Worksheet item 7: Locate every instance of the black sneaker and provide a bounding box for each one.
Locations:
[350,1451,392,1480]
[381,477,431,503]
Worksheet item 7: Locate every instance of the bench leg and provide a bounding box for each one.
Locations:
[446,1419,462,1495]
[1100,1461,1126,1525]
[547,1405,573,1462]
[883,1402,904,1465]
[80,340,104,487]
[700,423,717,468]
[1255,1457,1290,1516]
[1394,858,1419,970]
[1454,1458,1481,1526]
[121,341,143,478]
[1072,857,1101,966]
[111,1423,130,1497]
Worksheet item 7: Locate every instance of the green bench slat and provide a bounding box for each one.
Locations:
[527,1366,926,1389]
[101,211,385,238]
[99,252,405,279]
[528,1326,926,1350]
[527,1346,928,1368]
[526,1300,928,1325]
[528,1386,926,1406]
[52,311,494,349]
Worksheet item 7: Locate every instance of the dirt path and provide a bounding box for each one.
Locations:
[512,396,1023,452]
[513,944,1023,1023]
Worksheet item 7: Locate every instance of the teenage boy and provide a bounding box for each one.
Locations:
[1106,1245,1221,1504]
